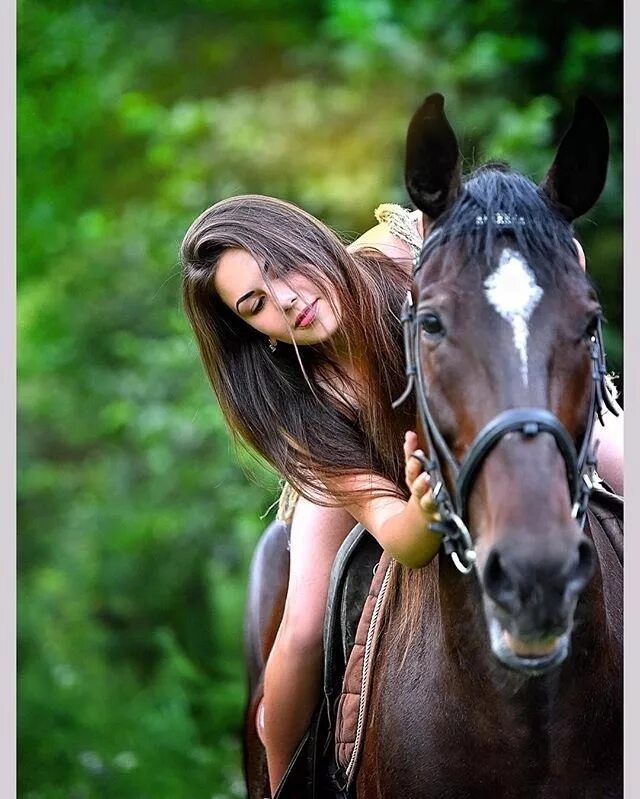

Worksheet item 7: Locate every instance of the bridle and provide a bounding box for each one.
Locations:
[393,216,619,574]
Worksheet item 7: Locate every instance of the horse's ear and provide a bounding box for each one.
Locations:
[539,96,609,222]
[405,93,462,221]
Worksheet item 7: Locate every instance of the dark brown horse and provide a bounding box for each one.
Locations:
[354,94,622,798]
[242,95,622,799]
[243,519,290,799]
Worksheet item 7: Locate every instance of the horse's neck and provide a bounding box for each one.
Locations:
[436,558,509,679]
[584,510,623,652]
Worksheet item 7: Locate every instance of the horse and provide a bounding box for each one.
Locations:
[353,94,623,799]
[242,519,290,799]
[241,94,623,799]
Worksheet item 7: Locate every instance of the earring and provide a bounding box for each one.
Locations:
[268,338,278,353]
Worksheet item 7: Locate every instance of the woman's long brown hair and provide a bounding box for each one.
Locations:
[180,194,414,506]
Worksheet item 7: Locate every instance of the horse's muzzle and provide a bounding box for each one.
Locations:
[481,535,595,674]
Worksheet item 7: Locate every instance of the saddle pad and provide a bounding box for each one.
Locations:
[334,551,395,786]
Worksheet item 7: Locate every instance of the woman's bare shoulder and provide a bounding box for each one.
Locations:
[347,223,415,263]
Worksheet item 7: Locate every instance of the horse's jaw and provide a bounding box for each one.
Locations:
[486,614,571,676]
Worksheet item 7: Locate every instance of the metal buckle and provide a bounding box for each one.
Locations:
[443,512,476,575]
[571,470,595,526]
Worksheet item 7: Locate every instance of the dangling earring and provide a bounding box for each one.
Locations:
[268,338,278,353]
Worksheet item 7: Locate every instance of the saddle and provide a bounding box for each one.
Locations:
[272,483,623,799]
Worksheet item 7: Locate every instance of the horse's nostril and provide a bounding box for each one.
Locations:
[484,550,520,614]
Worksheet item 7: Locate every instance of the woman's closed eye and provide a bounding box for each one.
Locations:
[251,296,266,315]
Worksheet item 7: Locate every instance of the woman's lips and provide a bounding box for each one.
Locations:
[295,300,319,329]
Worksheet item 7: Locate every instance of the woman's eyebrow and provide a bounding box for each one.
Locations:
[235,290,255,313]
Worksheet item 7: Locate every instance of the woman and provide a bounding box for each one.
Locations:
[180,194,623,795]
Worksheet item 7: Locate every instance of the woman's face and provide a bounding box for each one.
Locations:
[213,248,341,345]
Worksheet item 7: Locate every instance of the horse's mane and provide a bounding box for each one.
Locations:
[426,162,586,285]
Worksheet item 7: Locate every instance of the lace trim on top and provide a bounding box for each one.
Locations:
[276,481,299,525]
[374,203,423,254]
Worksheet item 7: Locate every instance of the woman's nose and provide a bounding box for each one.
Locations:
[272,284,298,311]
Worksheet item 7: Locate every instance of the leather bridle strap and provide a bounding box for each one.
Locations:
[456,408,580,521]
[393,225,619,574]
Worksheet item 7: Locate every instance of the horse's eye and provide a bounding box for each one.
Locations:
[421,313,445,338]
[584,313,602,341]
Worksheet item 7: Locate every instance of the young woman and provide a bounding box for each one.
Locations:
[180,194,624,795]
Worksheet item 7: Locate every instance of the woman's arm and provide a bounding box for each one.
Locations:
[338,432,443,569]
[347,223,416,266]
[346,487,441,569]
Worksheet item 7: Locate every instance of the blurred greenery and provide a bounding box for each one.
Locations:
[18,0,621,796]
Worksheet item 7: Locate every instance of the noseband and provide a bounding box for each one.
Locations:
[394,220,619,574]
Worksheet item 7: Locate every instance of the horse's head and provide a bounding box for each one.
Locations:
[403,93,612,674]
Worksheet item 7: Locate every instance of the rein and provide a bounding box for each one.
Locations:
[393,217,619,574]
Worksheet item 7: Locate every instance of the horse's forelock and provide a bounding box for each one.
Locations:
[424,165,586,288]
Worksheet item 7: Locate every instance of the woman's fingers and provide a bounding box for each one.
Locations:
[411,471,440,519]
[404,432,432,503]
[403,430,418,461]
[403,431,440,521]
[411,470,430,499]
[405,449,422,482]
[404,431,418,491]
[403,432,420,483]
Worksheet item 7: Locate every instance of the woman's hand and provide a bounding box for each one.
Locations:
[404,431,440,522]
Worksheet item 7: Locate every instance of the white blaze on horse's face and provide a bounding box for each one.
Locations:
[483,248,544,387]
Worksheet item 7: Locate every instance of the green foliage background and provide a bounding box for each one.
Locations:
[18,1,622,796]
